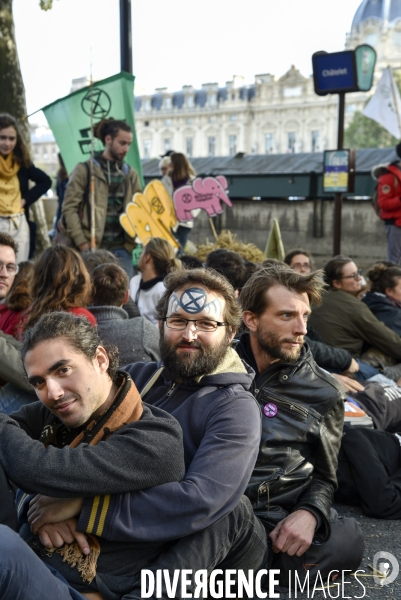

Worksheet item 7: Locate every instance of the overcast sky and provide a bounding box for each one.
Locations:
[14,0,363,123]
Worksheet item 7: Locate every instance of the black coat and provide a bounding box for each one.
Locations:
[362,291,401,336]
[236,333,345,542]
[17,163,52,209]
[17,164,51,258]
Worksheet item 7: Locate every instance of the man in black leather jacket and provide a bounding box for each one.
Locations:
[237,265,364,586]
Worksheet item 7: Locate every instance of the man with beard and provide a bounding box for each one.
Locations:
[62,118,141,277]
[235,265,364,587]
[28,269,268,599]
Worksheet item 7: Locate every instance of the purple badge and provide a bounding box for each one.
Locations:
[263,403,278,418]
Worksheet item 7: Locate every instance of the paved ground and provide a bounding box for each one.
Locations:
[276,504,401,600]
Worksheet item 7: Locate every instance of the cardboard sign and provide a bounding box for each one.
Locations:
[173,176,232,222]
[120,180,178,247]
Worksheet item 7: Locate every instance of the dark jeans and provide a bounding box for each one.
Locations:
[0,383,37,415]
[274,509,364,588]
[385,222,401,264]
[110,247,134,278]
[125,496,268,599]
[330,359,379,382]
[174,225,191,251]
[0,497,267,600]
[354,359,380,382]
[0,526,86,600]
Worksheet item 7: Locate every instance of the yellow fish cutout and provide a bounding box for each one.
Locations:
[120,180,179,248]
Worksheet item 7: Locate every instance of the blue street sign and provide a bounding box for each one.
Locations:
[312,51,358,96]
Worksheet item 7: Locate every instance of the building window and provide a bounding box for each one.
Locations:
[186,96,194,108]
[311,130,320,152]
[208,116,216,123]
[231,93,236,100]
[186,118,193,125]
[164,119,172,126]
[186,137,193,157]
[287,132,296,153]
[144,121,150,127]
[143,139,151,159]
[230,114,237,122]
[164,138,171,153]
[209,93,216,107]
[283,86,302,98]
[164,97,172,110]
[143,99,151,112]
[265,133,274,154]
[229,135,237,156]
[208,136,216,157]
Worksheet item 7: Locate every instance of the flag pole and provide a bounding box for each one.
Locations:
[89,49,96,251]
[389,65,401,137]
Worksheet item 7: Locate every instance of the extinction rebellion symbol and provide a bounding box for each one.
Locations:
[81,88,112,118]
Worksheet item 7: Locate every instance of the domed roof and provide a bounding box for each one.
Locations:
[352,0,401,30]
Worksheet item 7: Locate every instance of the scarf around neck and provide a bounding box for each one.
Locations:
[33,371,143,583]
[0,152,20,179]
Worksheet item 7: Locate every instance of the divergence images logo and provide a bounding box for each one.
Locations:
[373,551,399,586]
[81,88,111,118]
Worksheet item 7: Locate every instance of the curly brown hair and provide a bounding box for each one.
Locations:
[367,263,401,294]
[22,311,119,380]
[23,246,92,331]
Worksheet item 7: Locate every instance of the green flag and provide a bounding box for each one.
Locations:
[41,71,143,186]
[264,218,285,260]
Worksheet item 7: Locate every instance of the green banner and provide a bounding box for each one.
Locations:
[41,71,143,186]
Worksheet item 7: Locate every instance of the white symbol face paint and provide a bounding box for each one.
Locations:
[167,287,222,319]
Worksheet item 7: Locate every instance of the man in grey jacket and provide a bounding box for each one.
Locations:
[0,311,185,600]
[89,262,160,365]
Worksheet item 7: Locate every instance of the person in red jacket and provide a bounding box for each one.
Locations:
[375,142,401,263]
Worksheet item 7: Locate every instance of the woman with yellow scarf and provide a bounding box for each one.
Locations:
[0,114,51,262]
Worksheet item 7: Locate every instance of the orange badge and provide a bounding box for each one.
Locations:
[381,185,391,194]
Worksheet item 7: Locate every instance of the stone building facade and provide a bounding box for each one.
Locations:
[134,0,401,160]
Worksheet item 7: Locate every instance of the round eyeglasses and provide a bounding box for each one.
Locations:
[341,269,362,280]
[0,261,19,275]
[163,317,228,332]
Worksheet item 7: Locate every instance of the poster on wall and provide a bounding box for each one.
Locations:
[323,149,354,193]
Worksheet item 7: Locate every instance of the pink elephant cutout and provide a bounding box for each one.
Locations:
[173,176,232,222]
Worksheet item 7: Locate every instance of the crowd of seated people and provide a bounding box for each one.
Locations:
[4,234,401,598]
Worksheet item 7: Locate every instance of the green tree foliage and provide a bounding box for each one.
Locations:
[344,111,397,148]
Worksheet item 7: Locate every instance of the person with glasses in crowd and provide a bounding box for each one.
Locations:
[0,232,19,305]
[284,248,314,274]
[309,255,401,366]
